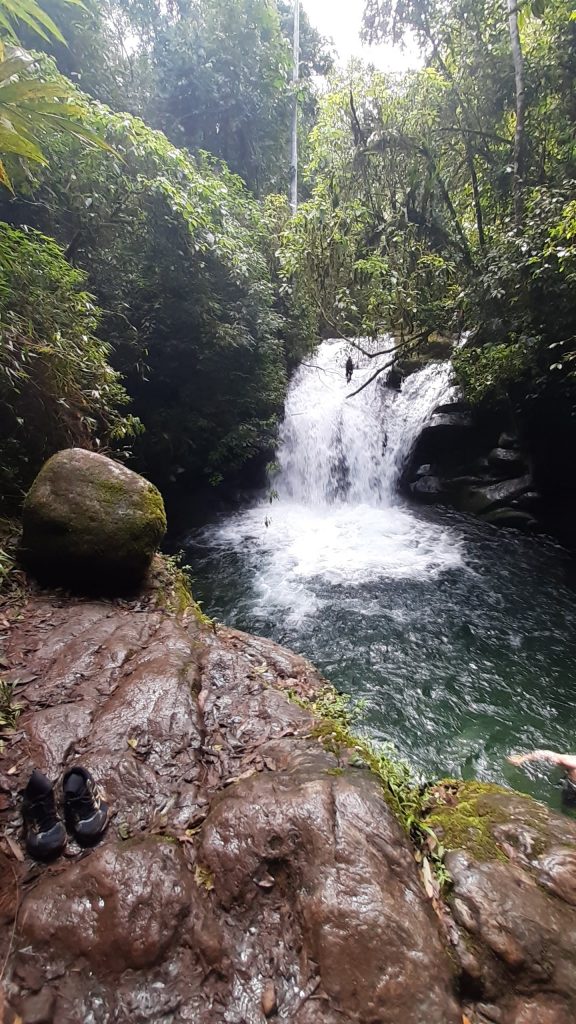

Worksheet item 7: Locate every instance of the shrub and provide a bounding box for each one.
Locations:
[0,223,137,506]
[1,99,299,487]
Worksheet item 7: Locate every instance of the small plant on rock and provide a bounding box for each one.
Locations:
[0,679,23,753]
[289,684,452,893]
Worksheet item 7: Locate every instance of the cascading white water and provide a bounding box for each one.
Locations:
[276,338,454,507]
[204,338,462,623]
[276,340,389,506]
[379,359,455,499]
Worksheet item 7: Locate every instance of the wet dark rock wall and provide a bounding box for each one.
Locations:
[404,400,549,536]
[403,383,576,547]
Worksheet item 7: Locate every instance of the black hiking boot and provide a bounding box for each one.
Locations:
[63,766,109,846]
[22,770,67,861]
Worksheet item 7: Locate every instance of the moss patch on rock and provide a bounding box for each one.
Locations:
[288,685,423,834]
[425,780,513,861]
[152,554,213,626]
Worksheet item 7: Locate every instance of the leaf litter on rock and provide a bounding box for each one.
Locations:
[3,836,24,863]
[194,865,214,891]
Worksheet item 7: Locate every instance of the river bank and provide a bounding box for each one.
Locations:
[3,445,576,1022]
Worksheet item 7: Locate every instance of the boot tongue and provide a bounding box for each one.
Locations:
[25,769,53,799]
[64,772,85,797]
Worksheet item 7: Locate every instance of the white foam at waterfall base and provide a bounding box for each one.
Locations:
[205,339,463,623]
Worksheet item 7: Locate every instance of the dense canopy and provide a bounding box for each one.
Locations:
[0,0,574,509]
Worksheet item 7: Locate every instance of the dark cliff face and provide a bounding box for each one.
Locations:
[404,394,576,548]
[2,572,576,1024]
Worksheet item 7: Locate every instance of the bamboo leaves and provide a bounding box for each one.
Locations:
[0,0,83,46]
[0,51,115,189]
[0,0,114,190]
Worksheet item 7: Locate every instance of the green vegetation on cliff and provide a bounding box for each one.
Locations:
[0,0,322,509]
[277,0,575,488]
[2,107,298,489]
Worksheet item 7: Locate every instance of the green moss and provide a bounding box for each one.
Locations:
[91,478,167,551]
[92,478,128,504]
[140,484,168,530]
[425,780,511,861]
[154,554,214,626]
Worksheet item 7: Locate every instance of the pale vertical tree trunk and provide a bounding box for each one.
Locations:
[290,0,300,215]
[507,0,526,228]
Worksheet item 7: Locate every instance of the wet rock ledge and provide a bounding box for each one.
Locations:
[2,450,576,1024]
[3,571,576,1023]
[0,563,458,1024]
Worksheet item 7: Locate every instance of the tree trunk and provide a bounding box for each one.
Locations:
[290,0,300,215]
[507,0,526,228]
[465,139,486,251]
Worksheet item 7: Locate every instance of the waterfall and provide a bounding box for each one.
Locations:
[202,337,462,621]
[275,339,453,507]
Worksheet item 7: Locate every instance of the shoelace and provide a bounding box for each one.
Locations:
[67,785,99,815]
[29,795,59,831]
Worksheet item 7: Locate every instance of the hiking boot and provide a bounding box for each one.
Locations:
[63,766,109,846]
[22,770,67,861]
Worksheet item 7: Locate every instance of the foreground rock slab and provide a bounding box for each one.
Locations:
[0,571,459,1024]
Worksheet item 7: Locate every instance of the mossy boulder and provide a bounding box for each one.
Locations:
[429,781,576,1020]
[21,449,167,591]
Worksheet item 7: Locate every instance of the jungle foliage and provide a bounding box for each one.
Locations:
[0,0,323,504]
[0,0,116,190]
[0,224,137,503]
[16,0,334,194]
[280,0,575,419]
[1,106,311,488]
[0,0,575,510]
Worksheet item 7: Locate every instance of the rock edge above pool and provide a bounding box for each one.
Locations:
[1,560,576,1024]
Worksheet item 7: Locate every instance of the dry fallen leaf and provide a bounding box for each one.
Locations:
[4,835,24,862]
[421,856,435,899]
[255,870,275,890]
[194,865,214,891]
[224,767,256,787]
[261,979,277,1017]
[127,737,138,750]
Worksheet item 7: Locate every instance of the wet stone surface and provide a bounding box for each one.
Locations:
[434,785,576,1024]
[2,571,576,1023]
[0,568,459,1024]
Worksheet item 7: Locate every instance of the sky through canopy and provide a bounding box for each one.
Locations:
[302,0,421,71]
